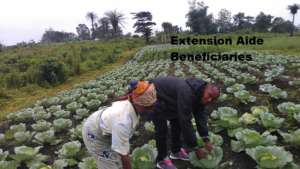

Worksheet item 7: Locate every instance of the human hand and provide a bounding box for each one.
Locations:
[195,148,207,159]
[204,142,213,152]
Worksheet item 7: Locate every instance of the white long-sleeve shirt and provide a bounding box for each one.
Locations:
[96,100,139,155]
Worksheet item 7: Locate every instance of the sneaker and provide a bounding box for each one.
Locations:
[156,158,177,169]
[169,148,189,161]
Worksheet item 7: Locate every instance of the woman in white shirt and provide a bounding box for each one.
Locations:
[82,81,157,169]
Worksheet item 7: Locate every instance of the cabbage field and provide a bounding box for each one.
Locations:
[0,44,300,169]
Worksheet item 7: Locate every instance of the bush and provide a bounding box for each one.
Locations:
[37,58,67,86]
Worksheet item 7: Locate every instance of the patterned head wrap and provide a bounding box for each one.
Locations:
[131,81,157,107]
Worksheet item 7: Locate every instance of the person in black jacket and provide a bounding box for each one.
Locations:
[149,76,220,169]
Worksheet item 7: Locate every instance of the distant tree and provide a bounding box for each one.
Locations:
[76,24,90,40]
[254,12,273,32]
[172,25,181,33]
[0,43,4,52]
[245,16,254,23]
[186,0,217,34]
[233,12,246,29]
[132,11,156,43]
[271,17,294,33]
[41,29,77,43]
[216,9,232,33]
[105,10,125,37]
[288,4,300,36]
[162,22,173,33]
[161,22,181,34]
[86,12,98,39]
[96,17,111,38]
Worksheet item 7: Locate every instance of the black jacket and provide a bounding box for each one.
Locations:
[150,76,208,148]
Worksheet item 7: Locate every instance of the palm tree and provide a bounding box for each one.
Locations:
[98,17,111,38]
[288,4,300,36]
[105,10,125,37]
[86,12,98,39]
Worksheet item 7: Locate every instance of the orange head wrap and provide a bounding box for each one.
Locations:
[131,81,157,107]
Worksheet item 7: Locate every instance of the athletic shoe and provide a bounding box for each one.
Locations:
[156,158,177,169]
[169,148,189,161]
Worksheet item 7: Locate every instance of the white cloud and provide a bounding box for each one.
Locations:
[0,0,299,45]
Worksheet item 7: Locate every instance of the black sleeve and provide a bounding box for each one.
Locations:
[177,86,198,148]
[193,106,209,138]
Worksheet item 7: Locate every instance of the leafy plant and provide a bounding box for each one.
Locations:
[294,113,300,123]
[84,100,101,111]
[56,141,83,167]
[47,105,62,114]
[259,84,287,99]
[210,107,240,130]
[231,129,277,152]
[234,90,256,104]
[196,132,224,147]
[53,110,71,118]
[223,77,236,86]
[0,149,9,161]
[31,120,52,132]
[7,108,34,122]
[78,157,97,169]
[10,146,48,169]
[277,102,300,115]
[278,129,300,147]
[38,97,60,108]
[264,65,284,81]
[189,146,223,169]
[144,122,155,133]
[0,133,5,145]
[74,108,89,120]
[69,124,83,140]
[52,159,68,169]
[258,112,284,130]
[33,129,62,145]
[239,113,257,125]
[217,93,229,102]
[246,146,293,169]
[226,84,245,93]
[130,144,157,169]
[13,131,35,145]
[0,161,19,169]
[5,123,27,140]
[53,118,72,132]
[251,106,269,117]
[32,107,51,121]
[66,102,82,113]
[277,102,300,122]
[57,141,82,159]
[237,73,256,84]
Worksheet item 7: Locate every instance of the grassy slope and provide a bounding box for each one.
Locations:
[0,48,138,121]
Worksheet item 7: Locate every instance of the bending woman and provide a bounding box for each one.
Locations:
[82,81,157,169]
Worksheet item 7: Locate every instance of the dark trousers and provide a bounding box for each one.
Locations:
[152,118,182,162]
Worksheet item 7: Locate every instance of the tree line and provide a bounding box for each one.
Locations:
[0,1,299,47]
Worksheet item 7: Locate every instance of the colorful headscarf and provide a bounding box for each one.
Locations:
[131,81,157,107]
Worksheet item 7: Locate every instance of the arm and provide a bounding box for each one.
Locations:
[111,119,132,169]
[120,154,131,169]
[193,106,209,140]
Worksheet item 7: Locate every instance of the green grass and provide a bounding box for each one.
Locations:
[0,38,144,89]
[0,48,139,121]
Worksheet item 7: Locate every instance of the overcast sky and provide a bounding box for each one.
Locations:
[0,0,299,46]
